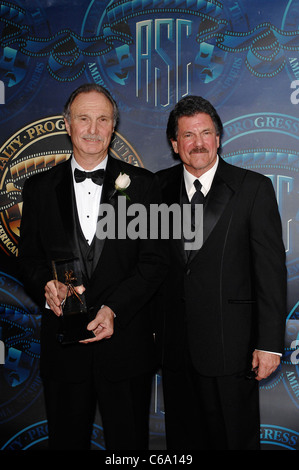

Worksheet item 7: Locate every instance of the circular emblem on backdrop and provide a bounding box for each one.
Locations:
[0,0,48,123]
[0,116,143,257]
[81,0,248,127]
[260,425,299,450]
[0,271,41,425]
[222,112,299,275]
[281,301,299,412]
[282,0,299,83]
[222,113,299,396]
[1,421,106,450]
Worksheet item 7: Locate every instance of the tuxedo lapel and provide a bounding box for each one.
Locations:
[55,159,78,256]
[165,162,234,265]
[187,170,234,263]
[202,171,234,244]
[100,156,119,205]
[162,164,188,264]
[165,165,183,206]
[91,155,120,274]
[185,158,241,264]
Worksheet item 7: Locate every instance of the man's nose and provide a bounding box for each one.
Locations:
[88,120,97,134]
[194,133,204,146]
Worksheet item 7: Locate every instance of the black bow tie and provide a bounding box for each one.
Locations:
[74,168,105,185]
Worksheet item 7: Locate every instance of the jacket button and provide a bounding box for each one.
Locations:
[185,268,191,275]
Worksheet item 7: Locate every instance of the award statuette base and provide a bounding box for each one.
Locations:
[52,258,96,345]
[56,313,95,345]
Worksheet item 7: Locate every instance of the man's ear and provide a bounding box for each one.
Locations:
[64,118,71,136]
[171,139,178,154]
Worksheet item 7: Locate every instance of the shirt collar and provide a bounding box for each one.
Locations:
[71,154,108,173]
[184,155,219,199]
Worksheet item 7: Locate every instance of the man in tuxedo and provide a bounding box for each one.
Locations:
[18,83,168,450]
[156,95,286,450]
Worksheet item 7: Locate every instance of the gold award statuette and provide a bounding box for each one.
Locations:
[52,258,95,344]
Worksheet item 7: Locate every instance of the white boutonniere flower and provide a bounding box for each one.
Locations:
[115,172,131,200]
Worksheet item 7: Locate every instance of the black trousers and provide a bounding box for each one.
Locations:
[162,352,260,450]
[42,371,153,450]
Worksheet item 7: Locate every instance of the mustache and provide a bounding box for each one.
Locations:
[190,147,209,154]
[82,134,104,141]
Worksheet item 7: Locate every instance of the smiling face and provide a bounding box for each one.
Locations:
[103,44,134,85]
[171,112,220,177]
[64,90,115,169]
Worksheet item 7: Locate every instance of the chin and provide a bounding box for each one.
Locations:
[83,144,104,154]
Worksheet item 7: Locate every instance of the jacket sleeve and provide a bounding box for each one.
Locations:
[18,177,52,309]
[249,176,287,354]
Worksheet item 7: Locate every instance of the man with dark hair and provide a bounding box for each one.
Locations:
[156,95,286,450]
[18,83,168,450]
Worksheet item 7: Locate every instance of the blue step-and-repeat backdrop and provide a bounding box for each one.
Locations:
[0,0,298,450]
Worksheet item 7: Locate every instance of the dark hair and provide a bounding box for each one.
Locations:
[63,83,119,127]
[166,95,223,142]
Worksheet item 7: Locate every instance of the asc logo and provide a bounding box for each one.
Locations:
[81,0,248,126]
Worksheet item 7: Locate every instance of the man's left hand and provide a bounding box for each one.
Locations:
[80,305,114,343]
[252,350,281,381]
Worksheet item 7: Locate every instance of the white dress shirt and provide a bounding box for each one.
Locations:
[71,155,108,244]
[184,156,219,201]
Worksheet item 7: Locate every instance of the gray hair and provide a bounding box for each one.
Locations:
[63,83,119,127]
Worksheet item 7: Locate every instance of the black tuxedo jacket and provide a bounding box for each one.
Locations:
[18,156,168,383]
[156,157,287,377]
